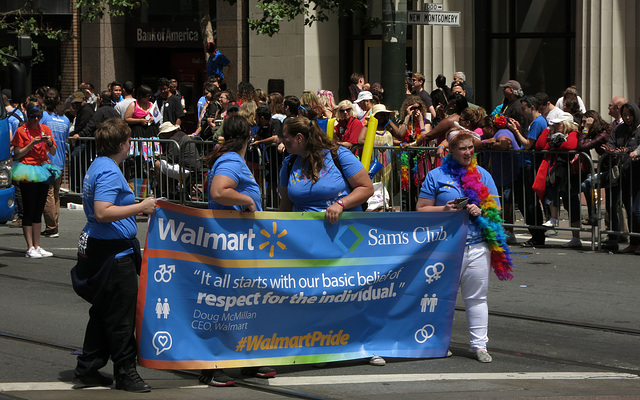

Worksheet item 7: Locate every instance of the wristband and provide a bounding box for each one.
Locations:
[438,144,445,149]
[336,200,345,209]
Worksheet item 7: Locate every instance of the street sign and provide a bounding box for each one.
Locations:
[424,3,443,11]
[408,11,461,27]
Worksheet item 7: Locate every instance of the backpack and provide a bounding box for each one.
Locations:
[7,108,25,128]
[286,151,368,211]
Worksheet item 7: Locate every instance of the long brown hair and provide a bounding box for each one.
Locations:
[203,115,250,168]
[285,116,339,183]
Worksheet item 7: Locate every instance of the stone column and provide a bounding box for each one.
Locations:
[217,1,249,93]
[578,0,640,114]
[412,0,474,90]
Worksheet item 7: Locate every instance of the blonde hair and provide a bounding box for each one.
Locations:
[335,100,356,119]
[239,100,257,125]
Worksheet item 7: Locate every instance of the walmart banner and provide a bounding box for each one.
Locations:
[137,201,467,369]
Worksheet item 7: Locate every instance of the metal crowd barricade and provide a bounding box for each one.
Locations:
[593,152,640,250]
[64,136,616,249]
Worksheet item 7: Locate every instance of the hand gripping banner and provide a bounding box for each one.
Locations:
[137,201,467,369]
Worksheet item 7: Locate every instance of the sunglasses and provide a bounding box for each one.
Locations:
[339,108,351,113]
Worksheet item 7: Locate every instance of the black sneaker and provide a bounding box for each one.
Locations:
[241,366,277,378]
[73,371,113,387]
[114,361,151,393]
[199,369,235,387]
[42,228,59,238]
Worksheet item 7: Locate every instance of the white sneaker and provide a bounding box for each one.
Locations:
[36,246,53,257]
[26,247,43,258]
[542,220,558,228]
[369,355,386,366]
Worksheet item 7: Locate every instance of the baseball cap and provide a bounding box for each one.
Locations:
[71,91,85,103]
[549,111,575,124]
[354,91,373,103]
[227,101,240,112]
[1,89,11,102]
[499,80,521,90]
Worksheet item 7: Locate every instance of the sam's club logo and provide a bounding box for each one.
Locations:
[336,225,365,253]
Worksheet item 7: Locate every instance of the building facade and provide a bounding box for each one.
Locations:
[2,1,638,121]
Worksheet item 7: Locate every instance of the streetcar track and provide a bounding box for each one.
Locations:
[455,306,640,336]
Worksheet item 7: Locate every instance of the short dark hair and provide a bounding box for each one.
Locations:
[123,81,135,95]
[110,81,122,89]
[256,105,271,120]
[157,77,170,88]
[535,92,551,105]
[521,95,541,109]
[435,74,447,88]
[95,118,131,157]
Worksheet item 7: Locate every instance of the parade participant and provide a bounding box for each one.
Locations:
[11,102,60,258]
[416,126,514,363]
[278,115,376,361]
[71,118,156,392]
[279,116,373,221]
[199,115,275,386]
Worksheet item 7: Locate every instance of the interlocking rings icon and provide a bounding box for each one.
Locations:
[424,262,445,284]
[154,264,175,283]
[414,324,435,343]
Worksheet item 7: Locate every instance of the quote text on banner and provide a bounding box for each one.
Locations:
[136,202,467,369]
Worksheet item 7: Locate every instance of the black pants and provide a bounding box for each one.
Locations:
[514,165,546,244]
[75,254,139,375]
[19,181,49,226]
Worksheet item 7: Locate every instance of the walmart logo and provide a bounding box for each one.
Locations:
[337,225,365,253]
[259,221,287,257]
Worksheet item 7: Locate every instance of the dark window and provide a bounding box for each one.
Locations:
[476,0,576,109]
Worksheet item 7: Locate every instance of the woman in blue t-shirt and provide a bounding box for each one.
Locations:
[416,127,514,364]
[200,115,275,386]
[73,118,157,393]
[279,116,373,224]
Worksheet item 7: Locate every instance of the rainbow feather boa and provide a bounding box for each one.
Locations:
[441,154,514,281]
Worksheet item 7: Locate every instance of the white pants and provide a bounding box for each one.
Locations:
[460,242,491,351]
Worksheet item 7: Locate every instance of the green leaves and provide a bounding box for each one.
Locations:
[248,0,372,36]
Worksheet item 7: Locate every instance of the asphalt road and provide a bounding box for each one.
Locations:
[0,207,639,399]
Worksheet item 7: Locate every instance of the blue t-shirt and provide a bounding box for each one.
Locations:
[279,147,364,212]
[40,111,70,169]
[206,51,231,79]
[488,128,521,188]
[419,165,499,245]
[208,152,263,211]
[523,115,547,167]
[82,157,138,240]
[7,107,25,136]
[197,96,206,122]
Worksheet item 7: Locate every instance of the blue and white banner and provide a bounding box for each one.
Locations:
[137,201,467,369]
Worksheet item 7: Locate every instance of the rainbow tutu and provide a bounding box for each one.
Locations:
[12,162,62,183]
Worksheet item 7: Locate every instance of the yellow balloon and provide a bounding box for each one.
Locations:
[360,116,378,170]
[326,118,336,140]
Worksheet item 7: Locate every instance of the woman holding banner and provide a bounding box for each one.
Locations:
[279,116,373,224]
[200,114,275,386]
[71,118,156,392]
[416,126,513,363]
[278,116,379,364]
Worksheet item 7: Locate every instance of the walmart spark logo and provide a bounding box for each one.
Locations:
[444,180,457,190]
[259,221,287,257]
